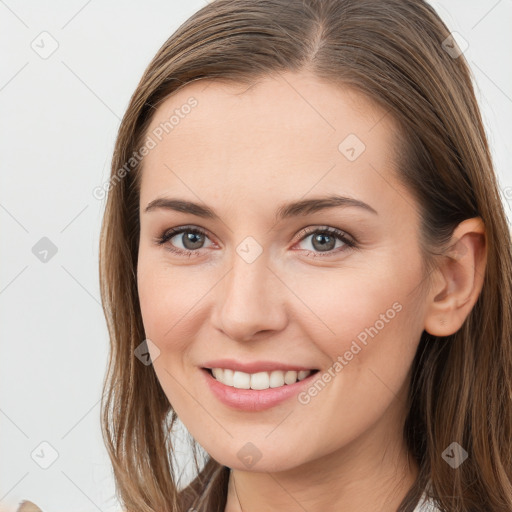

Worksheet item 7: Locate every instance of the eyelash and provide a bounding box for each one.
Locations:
[154,225,357,258]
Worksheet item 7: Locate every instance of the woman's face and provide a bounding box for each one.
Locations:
[137,71,430,472]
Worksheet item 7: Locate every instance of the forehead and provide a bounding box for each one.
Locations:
[139,72,405,215]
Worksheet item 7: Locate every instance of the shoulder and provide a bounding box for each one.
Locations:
[413,493,442,512]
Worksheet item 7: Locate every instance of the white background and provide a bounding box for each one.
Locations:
[1,1,511,511]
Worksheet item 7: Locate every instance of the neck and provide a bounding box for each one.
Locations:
[224,422,418,512]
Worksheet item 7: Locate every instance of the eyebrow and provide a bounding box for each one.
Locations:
[143,194,378,220]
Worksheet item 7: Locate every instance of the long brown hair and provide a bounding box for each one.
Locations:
[98,1,512,510]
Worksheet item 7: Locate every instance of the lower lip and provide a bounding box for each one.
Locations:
[201,368,318,412]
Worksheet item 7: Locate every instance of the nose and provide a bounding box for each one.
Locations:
[212,251,288,342]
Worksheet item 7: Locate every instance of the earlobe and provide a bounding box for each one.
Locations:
[424,217,487,337]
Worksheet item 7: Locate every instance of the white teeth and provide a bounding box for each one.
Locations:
[223,368,234,386]
[284,370,297,385]
[269,370,285,388]
[250,372,269,390]
[233,371,251,389]
[210,368,313,389]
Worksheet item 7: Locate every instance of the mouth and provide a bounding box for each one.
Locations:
[202,367,320,390]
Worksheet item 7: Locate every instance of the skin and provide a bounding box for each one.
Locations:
[136,71,486,511]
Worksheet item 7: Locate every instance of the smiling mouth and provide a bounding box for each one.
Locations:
[203,367,320,390]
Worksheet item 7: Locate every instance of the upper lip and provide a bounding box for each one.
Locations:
[202,359,318,374]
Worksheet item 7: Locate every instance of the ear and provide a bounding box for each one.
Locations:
[424,217,487,337]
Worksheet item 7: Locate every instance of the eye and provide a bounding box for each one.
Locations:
[154,226,214,256]
[154,225,357,258]
[293,226,356,257]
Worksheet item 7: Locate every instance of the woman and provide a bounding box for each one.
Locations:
[98,0,512,511]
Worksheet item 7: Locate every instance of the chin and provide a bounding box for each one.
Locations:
[206,443,308,474]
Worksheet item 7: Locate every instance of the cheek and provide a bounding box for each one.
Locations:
[136,261,204,407]
[287,265,425,450]
[137,254,232,376]
[137,257,201,352]
[289,255,426,371]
